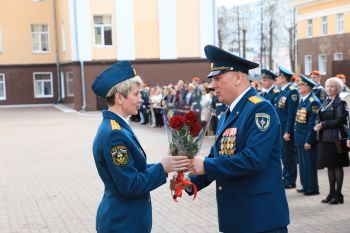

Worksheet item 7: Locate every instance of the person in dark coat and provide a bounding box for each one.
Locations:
[309,70,327,104]
[260,68,279,105]
[314,77,350,205]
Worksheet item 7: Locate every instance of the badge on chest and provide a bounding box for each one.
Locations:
[219,128,237,156]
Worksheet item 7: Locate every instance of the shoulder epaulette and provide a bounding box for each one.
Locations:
[110,120,121,130]
[248,96,263,104]
[289,85,295,90]
[309,97,314,102]
[273,88,280,94]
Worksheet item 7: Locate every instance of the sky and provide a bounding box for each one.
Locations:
[216,0,260,8]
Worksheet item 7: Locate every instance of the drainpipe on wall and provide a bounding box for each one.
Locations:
[53,0,61,102]
[73,0,87,112]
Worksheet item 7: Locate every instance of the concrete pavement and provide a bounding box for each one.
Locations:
[0,106,349,233]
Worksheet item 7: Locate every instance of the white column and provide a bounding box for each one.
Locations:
[115,0,135,60]
[158,0,177,59]
[200,0,216,58]
[69,0,92,61]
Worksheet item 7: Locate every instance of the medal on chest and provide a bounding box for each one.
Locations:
[219,128,237,157]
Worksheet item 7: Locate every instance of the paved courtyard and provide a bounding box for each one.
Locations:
[0,106,349,233]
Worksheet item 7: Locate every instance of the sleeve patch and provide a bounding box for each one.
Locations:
[111,145,128,166]
[291,94,298,102]
[248,96,263,104]
[312,105,319,113]
[255,113,270,131]
[110,120,121,130]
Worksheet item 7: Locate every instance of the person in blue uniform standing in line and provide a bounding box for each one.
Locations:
[309,70,327,104]
[179,45,290,233]
[91,61,190,233]
[260,68,279,105]
[294,74,320,196]
[274,65,299,189]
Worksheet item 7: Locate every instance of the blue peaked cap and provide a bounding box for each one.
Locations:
[299,74,317,88]
[261,68,277,80]
[278,65,294,79]
[204,45,259,78]
[91,61,136,97]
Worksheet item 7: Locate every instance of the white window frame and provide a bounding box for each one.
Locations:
[334,52,343,61]
[336,13,344,34]
[321,16,327,36]
[33,72,54,98]
[307,19,313,38]
[66,72,74,97]
[318,54,327,75]
[0,74,6,100]
[93,15,113,47]
[60,71,65,99]
[31,24,50,53]
[304,55,312,75]
[61,22,66,52]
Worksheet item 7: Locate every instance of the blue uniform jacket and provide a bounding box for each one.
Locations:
[294,93,320,146]
[275,83,299,134]
[92,110,166,233]
[260,86,279,105]
[189,88,290,233]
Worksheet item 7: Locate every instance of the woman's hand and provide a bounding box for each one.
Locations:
[160,155,190,173]
[347,140,350,148]
[314,123,322,132]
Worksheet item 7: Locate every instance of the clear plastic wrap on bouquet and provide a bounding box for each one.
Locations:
[163,109,211,201]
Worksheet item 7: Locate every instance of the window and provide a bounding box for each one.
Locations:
[66,72,74,97]
[304,55,312,75]
[31,24,50,52]
[307,19,313,37]
[93,15,112,46]
[336,13,344,34]
[334,52,343,61]
[0,74,6,100]
[61,22,66,52]
[321,16,327,36]
[318,54,327,75]
[33,72,53,98]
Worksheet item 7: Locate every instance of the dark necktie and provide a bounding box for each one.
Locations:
[225,109,231,121]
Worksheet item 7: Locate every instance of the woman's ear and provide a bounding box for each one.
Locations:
[115,93,125,105]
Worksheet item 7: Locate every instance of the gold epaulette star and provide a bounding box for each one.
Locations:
[110,120,121,130]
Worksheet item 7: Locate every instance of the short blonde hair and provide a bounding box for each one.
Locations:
[325,77,343,94]
[106,75,143,105]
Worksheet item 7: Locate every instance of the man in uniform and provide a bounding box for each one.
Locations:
[260,68,279,105]
[336,73,350,92]
[274,65,299,189]
[185,45,290,233]
[294,74,320,195]
[309,70,327,103]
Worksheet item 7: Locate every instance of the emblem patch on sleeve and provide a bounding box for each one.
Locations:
[312,105,319,113]
[291,94,298,102]
[110,145,128,166]
[255,113,270,131]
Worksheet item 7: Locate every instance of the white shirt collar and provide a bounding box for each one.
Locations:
[281,83,290,91]
[229,87,251,112]
[264,85,275,93]
[301,92,311,102]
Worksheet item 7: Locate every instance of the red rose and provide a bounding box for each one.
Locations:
[169,115,185,130]
[189,122,202,137]
[184,111,198,126]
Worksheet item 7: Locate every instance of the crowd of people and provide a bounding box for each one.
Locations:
[130,66,350,205]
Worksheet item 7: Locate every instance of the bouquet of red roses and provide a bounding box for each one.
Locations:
[163,110,210,201]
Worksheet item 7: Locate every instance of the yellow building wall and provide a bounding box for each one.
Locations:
[90,0,116,60]
[298,0,349,14]
[134,0,159,59]
[56,0,73,62]
[176,0,201,58]
[0,0,56,65]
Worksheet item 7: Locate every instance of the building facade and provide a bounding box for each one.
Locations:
[292,0,350,81]
[0,0,216,110]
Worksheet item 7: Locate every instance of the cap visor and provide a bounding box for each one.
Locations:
[207,70,225,78]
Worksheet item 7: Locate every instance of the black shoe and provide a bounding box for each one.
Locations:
[304,191,320,196]
[329,194,344,204]
[321,194,334,203]
[284,184,296,189]
[296,189,305,193]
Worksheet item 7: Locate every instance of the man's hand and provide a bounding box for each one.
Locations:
[188,156,205,175]
[160,155,190,173]
[283,133,291,141]
[304,143,311,150]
